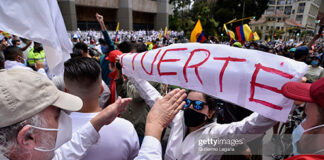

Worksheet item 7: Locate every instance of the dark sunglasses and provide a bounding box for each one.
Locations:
[184,99,206,110]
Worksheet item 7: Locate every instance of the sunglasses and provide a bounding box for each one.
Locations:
[184,99,206,110]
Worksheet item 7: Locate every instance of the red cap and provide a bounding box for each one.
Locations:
[106,50,123,63]
[282,77,324,108]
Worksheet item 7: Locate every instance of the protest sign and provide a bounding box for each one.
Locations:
[122,43,308,122]
[0,0,72,75]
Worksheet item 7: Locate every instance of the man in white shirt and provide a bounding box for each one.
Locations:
[0,68,132,160]
[63,57,139,160]
[3,46,46,76]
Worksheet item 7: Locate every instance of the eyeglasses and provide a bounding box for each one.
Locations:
[184,99,206,110]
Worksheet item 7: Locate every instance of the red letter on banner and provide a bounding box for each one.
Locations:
[183,49,210,85]
[249,63,294,110]
[157,48,187,76]
[213,57,247,92]
[120,53,128,68]
[141,49,161,75]
[132,53,140,71]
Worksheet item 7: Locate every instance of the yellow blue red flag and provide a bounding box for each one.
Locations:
[114,22,119,42]
[190,20,206,43]
[253,32,260,41]
[223,24,236,41]
[235,24,254,42]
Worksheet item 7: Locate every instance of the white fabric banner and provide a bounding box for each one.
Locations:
[122,43,308,122]
[0,0,72,76]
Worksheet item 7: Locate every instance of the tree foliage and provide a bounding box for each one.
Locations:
[169,0,269,39]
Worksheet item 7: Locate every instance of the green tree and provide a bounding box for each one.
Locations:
[168,0,269,39]
[191,0,218,36]
[212,0,269,25]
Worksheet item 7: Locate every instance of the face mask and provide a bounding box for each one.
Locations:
[18,56,27,66]
[90,45,95,49]
[29,110,72,152]
[292,122,324,155]
[73,42,77,45]
[311,60,319,66]
[183,108,208,127]
[23,59,27,66]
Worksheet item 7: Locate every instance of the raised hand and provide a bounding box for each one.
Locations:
[96,13,103,22]
[145,88,187,140]
[90,96,132,132]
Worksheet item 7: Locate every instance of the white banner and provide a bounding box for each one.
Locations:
[0,0,72,76]
[122,43,308,122]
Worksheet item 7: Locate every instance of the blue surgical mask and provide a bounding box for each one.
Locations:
[24,59,27,66]
[292,121,324,155]
[90,45,95,48]
[311,60,319,66]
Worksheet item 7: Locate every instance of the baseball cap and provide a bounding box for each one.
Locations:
[0,69,83,128]
[289,48,296,52]
[282,77,324,108]
[72,34,78,39]
[106,50,123,63]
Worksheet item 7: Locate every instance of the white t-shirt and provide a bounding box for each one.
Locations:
[69,112,140,160]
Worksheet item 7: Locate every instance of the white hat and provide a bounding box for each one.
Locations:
[0,69,82,128]
[72,34,78,39]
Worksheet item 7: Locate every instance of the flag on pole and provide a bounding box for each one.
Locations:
[158,33,162,40]
[190,20,206,43]
[0,0,72,76]
[235,24,254,42]
[253,32,260,41]
[114,22,119,42]
[223,24,236,41]
[167,30,171,39]
[164,26,168,37]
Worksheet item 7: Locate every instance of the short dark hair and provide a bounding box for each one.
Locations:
[12,40,20,46]
[118,41,132,53]
[134,42,148,53]
[98,38,105,45]
[64,57,101,84]
[73,42,88,53]
[0,50,4,62]
[3,46,23,61]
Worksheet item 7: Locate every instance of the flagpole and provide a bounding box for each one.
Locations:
[271,7,277,42]
[242,0,245,25]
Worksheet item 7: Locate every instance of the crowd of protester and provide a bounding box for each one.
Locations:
[0,12,323,160]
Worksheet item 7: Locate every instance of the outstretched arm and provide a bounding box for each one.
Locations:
[96,13,117,52]
[54,97,132,160]
[96,13,106,31]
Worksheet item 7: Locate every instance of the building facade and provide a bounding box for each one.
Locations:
[250,0,322,40]
[58,0,171,31]
[265,0,321,29]
[250,10,302,40]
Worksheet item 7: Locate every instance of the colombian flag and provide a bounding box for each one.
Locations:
[253,32,260,41]
[164,26,168,36]
[190,20,206,43]
[236,24,254,42]
[114,22,119,42]
[223,24,236,41]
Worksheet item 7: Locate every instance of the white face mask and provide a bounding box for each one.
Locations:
[28,110,72,152]
[292,121,324,155]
